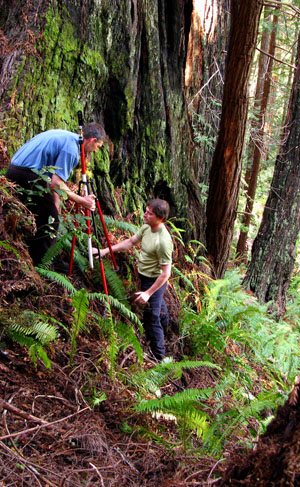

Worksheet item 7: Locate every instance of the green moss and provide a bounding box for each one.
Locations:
[94,145,111,174]
[4,4,108,152]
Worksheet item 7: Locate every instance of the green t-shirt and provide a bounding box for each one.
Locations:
[135,224,173,277]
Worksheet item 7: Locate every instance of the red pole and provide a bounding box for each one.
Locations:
[68,111,109,295]
[95,200,119,271]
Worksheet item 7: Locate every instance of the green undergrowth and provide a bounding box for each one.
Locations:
[118,268,300,457]
[2,212,300,460]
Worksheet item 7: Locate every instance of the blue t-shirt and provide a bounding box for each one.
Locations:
[11,129,80,182]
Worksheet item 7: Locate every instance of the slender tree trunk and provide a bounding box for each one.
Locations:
[206,0,263,277]
[185,0,230,242]
[236,6,279,260]
[244,34,300,315]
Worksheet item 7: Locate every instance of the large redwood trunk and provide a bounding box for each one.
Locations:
[0,0,229,243]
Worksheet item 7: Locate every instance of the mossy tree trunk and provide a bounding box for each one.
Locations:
[205,0,263,277]
[243,34,300,315]
[0,0,229,243]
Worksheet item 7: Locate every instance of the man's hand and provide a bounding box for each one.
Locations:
[82,194,96,211]
[134,291,150,305]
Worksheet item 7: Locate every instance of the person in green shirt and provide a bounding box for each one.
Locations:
[98,198,173,361]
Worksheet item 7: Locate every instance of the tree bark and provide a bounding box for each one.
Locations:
[236,6,279,260]
[206,0,263,277]
[244,34,300,315]
[185,0,230,240]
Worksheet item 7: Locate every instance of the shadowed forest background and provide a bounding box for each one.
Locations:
[1,0,300,486]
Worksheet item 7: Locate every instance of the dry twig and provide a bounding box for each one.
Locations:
[0,406,90,441]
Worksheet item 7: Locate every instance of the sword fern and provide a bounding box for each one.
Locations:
[1,310,59,368]
[135,387,212,448]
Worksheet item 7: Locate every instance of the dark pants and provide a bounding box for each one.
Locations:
[6,165,59,265]
[139,273,169,360]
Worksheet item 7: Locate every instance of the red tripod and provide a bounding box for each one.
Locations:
[68,112,118,294]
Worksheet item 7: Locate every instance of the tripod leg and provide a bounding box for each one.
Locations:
[99,259,109,295]
[89,185,109,295]
[90,180,119,271]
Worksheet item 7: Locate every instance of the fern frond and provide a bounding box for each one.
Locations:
[136,388,212,413]
[203,390,284,455]
[8,331,51,368]
[7,330,37,348]
[39,233,71,268]
[116,322,143,363]
[135,388,211,441]
[92,261,129,304]
[90,293,143,330]
[28,343,52,369]
[7,311,58,345]
[238,391,283,419]
[9,320,57,345]
[103,216,138,234]
[36,267,76,294]
[68,288,90,362]
[173,266,198,292]
[107,328,119,374]
[5,311,58,369]
[166,220,185,246]
[132,360,219,395]
[72,288,89,332]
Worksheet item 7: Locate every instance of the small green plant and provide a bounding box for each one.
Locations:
[35,267,143,368]
[135,387,212,449]
[131,359,220,396]
[69,288,90,362]
[130,360,220,449]
[92,294,143,373]
[1,310,59,368]
[87,388,107,408]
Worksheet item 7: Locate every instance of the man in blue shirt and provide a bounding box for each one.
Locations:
[6,123,107,264]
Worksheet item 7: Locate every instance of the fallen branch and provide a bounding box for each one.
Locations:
[0,398,48,424]
[0,406,90,441]
[256,47,296,69]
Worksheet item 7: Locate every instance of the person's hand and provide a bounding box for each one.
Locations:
[92,247,108,258]
[83,194,96,211]
[134,291,150,305]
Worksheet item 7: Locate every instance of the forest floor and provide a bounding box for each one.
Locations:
[1,176,300,486]
[0,335,221,486]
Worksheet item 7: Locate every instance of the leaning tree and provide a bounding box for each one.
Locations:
[244,33,300,315]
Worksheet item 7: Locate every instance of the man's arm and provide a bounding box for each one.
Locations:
[50,173,95,211]
[134,263,171,305]
[94,234,140,257]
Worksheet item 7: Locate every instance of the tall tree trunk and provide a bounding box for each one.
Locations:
[236,6,279,260]
[185,0,230,240]
[206,0,263,277]
[244,34,300,316]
